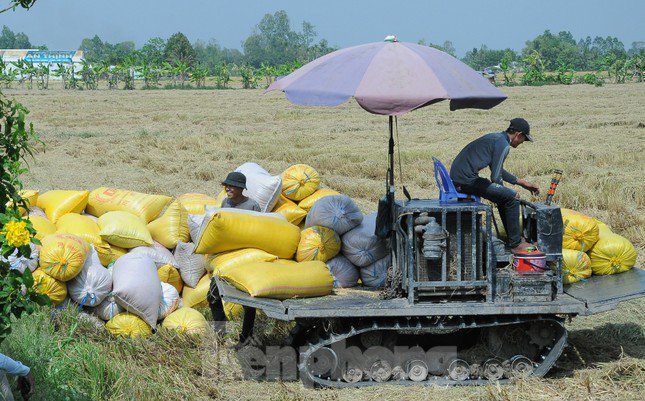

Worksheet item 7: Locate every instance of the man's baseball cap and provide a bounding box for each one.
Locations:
[509,118,533,142]
[221,171,247,189]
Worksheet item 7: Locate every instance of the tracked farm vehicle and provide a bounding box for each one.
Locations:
[215,193,644,387]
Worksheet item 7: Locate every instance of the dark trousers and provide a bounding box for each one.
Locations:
[207,277,256,343]
[456,178,522,248]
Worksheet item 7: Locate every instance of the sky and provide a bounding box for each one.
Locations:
[1,0,643,57]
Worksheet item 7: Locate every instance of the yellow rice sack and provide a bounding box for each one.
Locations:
[39,234,91,281]
[37,190,89,223]
[273,259,299,265]
[298,188,341,212]
[194,210,300,258]
[281,164,320,201]
[98,211,153,248]
[28,215,56,241]
[55,213,112,264]
[296,226,341,262]
[32,269,67,305]
[147,201,190,249]
[272,195,308,225]
[561,249,592,285]
[158,263,183,293]
[588,233,637,275]
[177,193,223,215]
[182,273,212,308]
[209,248,278,275]
[106,313,152,338]
[593,219,613,239]
[6,190,39,215]
[561,208,599,251]
[223,301,244,320]
[219,260,333,299]
[101,245,128,266]
[162,307,208,335]
[86,187,172,223]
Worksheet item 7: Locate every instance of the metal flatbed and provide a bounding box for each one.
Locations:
[216,268,645,321]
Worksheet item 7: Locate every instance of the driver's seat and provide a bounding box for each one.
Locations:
[432,157,480,203]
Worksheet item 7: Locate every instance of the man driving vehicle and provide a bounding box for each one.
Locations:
[450,118,540,253]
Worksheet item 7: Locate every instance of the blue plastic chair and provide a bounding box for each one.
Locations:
[432,157,480,203]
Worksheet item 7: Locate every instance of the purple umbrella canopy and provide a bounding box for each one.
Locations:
[266,39,507,116]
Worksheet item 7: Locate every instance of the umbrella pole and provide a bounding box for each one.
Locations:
[388,116,395,193]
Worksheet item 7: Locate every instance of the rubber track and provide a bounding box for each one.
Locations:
[298,315,567,388]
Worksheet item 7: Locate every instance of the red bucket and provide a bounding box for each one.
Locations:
[513,248,547,273]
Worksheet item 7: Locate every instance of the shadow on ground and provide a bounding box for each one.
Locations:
[549,322,644,377]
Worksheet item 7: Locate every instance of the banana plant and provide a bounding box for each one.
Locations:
[79,60,97,90]
[239,65,258,89]
[36,63,50,89]
[161,62,176,86]
[0,58,17,88]
[121,56,136,90]
[52,63,68,89]
[190,64,208,88]
[213,63,230,89]
[10,59,26,88]
[173,60,190,87]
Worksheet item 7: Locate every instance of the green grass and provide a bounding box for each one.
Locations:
[1,298,643,400]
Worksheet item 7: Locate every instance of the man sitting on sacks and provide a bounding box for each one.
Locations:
[220,171,261,212]
[208,170,260,348]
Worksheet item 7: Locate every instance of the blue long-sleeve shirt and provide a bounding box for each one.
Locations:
[0,353,30,376]
[449,132,518,186]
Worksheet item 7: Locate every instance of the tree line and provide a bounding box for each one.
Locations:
[1,11,644,90]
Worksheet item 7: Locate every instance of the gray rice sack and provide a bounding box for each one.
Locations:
[359,254,391,289]
[173,241,206,288]
[326,255,359,288]
[68,245,112,307]
[305,195,363,235]
[111,253,162,328]
[341,212,389,267]
[129,241,178,269]
[94,295,124,321]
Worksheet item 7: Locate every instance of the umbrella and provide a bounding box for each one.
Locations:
[265,36,507,234]
[266,37,506,115]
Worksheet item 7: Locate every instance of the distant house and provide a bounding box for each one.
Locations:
[0,49,84,77]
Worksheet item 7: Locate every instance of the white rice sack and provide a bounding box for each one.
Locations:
[111,253,162,328]
[359,255,391,289]
[326,255,359,288]
[305,195,363,235]
[28,206,47,218]
[173,241,206,288]
[235,162,282,212]
[158,282,180,320]
[68,245,112,307]
[3,242,39,274]
[93,295,124,321]
[129,241,178,269]
[341,212,389,267]
[188,213,206,242]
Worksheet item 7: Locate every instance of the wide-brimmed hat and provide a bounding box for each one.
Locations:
[221,171,247,189]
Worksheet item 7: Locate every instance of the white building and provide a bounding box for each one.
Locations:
[0,49,84,75]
